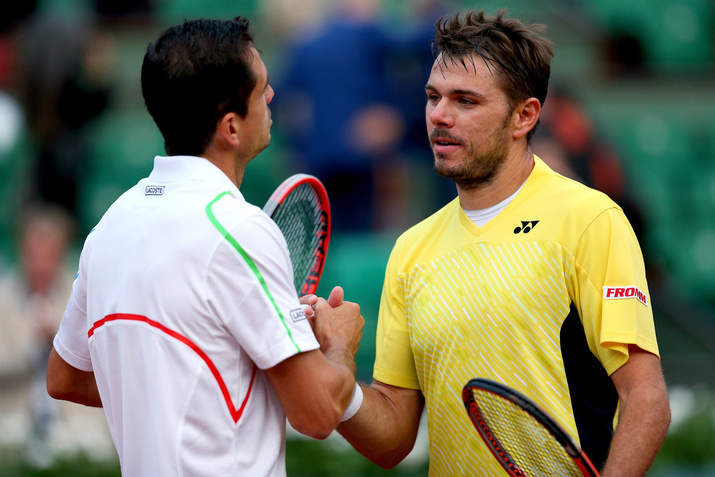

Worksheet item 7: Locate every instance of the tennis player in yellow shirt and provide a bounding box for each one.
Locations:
[324,9,670,477]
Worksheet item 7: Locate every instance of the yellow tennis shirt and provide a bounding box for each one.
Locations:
[373,156,659,476]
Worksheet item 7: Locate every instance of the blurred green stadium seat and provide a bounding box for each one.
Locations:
[155,0,259,23]
[79,111,160,230]
[0,132,31,265]
[583,0,713,71]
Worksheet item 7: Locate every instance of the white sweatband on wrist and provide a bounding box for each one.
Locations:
[340,383,364,422]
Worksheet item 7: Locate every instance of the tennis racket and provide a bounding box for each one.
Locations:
[463,378,601,477]
[263,174,331,296]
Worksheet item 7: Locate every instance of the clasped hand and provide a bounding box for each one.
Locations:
[300,286,363,360]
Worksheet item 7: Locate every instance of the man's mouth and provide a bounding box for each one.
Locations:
[431,133,462,153]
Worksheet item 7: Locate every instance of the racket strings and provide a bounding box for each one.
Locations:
[470,389,584,477]
[270,184,326,291]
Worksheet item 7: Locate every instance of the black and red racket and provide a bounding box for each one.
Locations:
[263,174,330,296]
[463,378,601,477]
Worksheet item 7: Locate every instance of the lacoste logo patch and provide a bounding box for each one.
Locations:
[145,185,165,196]
[603,286,648,307]
[290,308,307,323]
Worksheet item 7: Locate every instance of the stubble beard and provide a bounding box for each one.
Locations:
[433,124,511,191]
[248,119,272,160]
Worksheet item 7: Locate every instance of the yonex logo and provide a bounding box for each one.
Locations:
[145,185,165,196]
[513,220,539,234]
[603,286,648,307]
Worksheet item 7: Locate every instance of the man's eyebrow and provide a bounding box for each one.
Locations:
[452,88,485,99]
[425,83,485,99]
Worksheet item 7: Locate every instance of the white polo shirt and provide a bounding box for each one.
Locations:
[53,155,320,476]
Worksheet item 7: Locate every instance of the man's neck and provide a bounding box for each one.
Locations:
[457,148,534,210]
[201,149,246,189]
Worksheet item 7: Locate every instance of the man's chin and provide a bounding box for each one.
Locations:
[259,137,271,153]
[248,139,271,161]
[433,160,461,180]
[434,165,496,190]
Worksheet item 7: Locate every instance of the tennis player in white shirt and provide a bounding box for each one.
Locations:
[46,17,364,476]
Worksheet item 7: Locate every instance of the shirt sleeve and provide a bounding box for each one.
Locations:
[53,238,94,372]
[206,213,319,370]
[572,207,659,375]
[372,238,421,390]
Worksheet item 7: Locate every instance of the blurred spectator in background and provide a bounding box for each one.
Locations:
[533,87,644,240]
[16,13,115,216]
[0,203,113,466]
[273,0,410,232]
[384,0,458,216]
[92,0,152,25]
[259,0,333,41]
[0,0,37,89]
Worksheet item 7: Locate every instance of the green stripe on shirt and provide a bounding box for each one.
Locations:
[206,191,300,353]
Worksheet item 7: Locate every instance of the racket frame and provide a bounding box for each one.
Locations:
[263,173,330,296]
[463,378,601,477]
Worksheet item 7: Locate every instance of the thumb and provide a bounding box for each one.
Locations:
[327,286,344,308]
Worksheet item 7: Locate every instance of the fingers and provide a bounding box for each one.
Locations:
[327,286,344,308]
[300,294,319,320]
[305,287,343,311]
[300,294,318,307]
[310,298,363,359]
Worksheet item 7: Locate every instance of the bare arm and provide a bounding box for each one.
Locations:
[46,347,102,407]
[600,345,671,476]
[337,380,424,469]
[305,286,424,468]
[266,287,364,440]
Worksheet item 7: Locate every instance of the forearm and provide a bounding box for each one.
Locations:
[600,389,670,476]
[279,288,362,436]
[267,349,356,440]
[46,348,102,407]
[601,348,671,476]
[338,382,424,469]
[318,353,359,422]
[321,332,358,380]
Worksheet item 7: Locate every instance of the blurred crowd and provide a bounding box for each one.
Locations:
[0,0,140,466]
[0,0,645,234]
[267,0,455,231]
[0,203,114,466]
[0,0,648,468]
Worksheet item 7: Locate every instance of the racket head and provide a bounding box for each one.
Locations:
[463,378,601,477]
[263,174,330,296]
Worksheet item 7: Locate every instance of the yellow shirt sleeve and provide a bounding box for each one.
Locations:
[373,238,421,390]
[572,207,659,375]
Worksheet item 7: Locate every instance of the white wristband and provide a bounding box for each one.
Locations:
[340,383,363,422]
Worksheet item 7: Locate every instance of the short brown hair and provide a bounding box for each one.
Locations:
[433,10,554,140]
[141,17,257,156]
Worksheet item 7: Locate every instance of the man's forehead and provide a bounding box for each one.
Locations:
[248,47,268,80]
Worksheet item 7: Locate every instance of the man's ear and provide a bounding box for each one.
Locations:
[215,112,241,148]
[511,97,541,139]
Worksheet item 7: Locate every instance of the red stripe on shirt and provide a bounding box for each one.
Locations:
[89,313,257,424]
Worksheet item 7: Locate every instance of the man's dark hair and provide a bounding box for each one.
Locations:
[141,17,257,155]
[433,10,554,141]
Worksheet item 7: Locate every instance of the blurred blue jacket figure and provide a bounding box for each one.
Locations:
[275,0,407,231]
